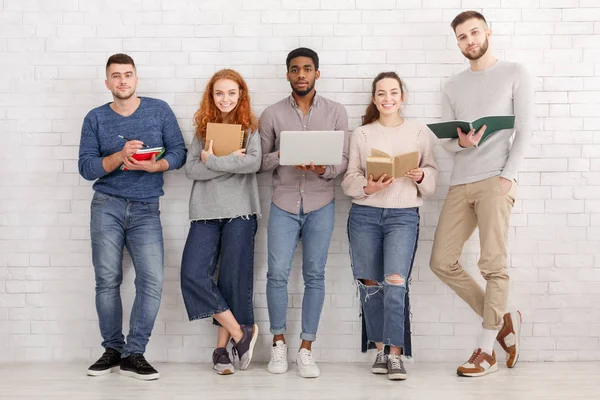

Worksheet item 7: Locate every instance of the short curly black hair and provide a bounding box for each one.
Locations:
[286,47,319,71]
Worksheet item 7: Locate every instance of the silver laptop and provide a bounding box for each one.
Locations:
[279,130,345,166]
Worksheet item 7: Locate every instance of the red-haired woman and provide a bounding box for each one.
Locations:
[181,69,260,375]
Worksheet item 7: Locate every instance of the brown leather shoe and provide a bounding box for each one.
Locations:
[457,349,498,377]
[496,310,522,368]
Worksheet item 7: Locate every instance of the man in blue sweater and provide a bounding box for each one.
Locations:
[78,54,186,380]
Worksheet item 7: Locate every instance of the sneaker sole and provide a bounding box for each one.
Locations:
[87,366,120,376]
[388,372,407,380]
[507,310,522,368]
[239,323,259,371]
[267,363,289,374]
[119,369,160,381]
[297,369,320,378]
[371,367,388,374]
[457,363,499,377]
[214,367,234,376]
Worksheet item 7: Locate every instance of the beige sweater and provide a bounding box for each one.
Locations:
[341,119,438,208]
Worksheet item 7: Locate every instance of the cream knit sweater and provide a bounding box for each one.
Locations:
[341,119,438,208]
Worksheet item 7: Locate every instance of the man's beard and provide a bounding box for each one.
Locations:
[290,80,315,97]
[112,89,135,100]
[462,37,489,60]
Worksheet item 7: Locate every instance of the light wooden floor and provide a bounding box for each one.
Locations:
[0,362,598,400]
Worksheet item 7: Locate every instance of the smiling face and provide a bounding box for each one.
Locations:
[105,63,138,100]
[286,56,320,97]
[455,17,491,61]
[212,78,240,117]
[373,77,403,117]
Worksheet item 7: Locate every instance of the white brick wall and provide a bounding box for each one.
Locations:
[1,0,599,363]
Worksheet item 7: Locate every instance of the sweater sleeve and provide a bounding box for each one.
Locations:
[440,86,467,154]
[205,130,262,174]
[184,136,229,181]
[500,65,533,181]
[415,126,439,197]
[78,112,108,181]
[341,128,369,200]
[160,103,187,171]
[258,108,280,173]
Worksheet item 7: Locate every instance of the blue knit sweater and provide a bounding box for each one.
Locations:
[78,97,187,202]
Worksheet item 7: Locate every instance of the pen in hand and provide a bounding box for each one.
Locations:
[118,135,150,148]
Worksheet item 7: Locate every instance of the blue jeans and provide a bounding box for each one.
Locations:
[266,201,335,342]
[90,191,164,357]
[348,204,419,356]
[180,216,257,326]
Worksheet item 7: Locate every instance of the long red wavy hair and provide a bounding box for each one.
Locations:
[193,69,258,145]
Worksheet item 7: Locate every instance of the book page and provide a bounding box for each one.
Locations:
[393,151,419,177]
[371,148,391,158]
[366,156,394,181]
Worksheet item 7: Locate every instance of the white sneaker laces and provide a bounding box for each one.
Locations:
[298,350,315,366]
[271,344,286,363]
[389,355,402,370]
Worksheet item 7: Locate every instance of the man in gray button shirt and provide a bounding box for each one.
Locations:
[259,47,349,378]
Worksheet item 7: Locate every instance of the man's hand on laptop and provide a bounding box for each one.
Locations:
[309,162,326,175]
[294,162,326,175]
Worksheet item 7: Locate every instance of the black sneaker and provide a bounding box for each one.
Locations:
[387,354,407,380]
[371,350,388,374]
[87,348,121,376]
[119,353,160,381]
[231,324,259,370]
[212,347,234,375]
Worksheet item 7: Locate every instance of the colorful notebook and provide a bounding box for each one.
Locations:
[121,147,165,171]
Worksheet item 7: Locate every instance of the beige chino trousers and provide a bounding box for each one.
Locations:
[430,176,517,330]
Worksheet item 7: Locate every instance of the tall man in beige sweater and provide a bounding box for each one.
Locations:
[430,11,534,377]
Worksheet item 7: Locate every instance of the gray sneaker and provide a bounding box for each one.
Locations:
[231,324,259,370]
[371,350,388,374]
[387,354,407,380]
[212,347,234,375]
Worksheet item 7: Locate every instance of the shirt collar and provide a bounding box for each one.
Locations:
[289,92,320,109]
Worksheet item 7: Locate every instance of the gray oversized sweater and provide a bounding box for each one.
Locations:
[185,130,261,220]
[441,60,534,185]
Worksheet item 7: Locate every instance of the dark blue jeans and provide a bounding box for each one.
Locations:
[180,216,257,326]
[348,204,419,356]
[90,191,164,357]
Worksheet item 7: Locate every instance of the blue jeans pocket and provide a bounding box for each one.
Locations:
[91,192,111,207]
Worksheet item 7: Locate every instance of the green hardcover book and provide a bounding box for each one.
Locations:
[427,115,515,144]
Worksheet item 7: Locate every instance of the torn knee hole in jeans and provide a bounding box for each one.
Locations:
[357,278,383,301]
[384,274,406,287]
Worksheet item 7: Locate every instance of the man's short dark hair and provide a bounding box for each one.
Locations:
[450,10,487,32]
[106,53,136,71]
[286,47,319,71]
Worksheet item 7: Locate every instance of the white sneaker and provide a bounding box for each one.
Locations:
[296,348,320,378]
[267,340,288,374]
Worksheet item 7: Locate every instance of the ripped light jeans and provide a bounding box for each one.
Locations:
[348,204,419,356]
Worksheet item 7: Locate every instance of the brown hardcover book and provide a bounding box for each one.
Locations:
[366,149,419,180]
[205,122,244,156]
